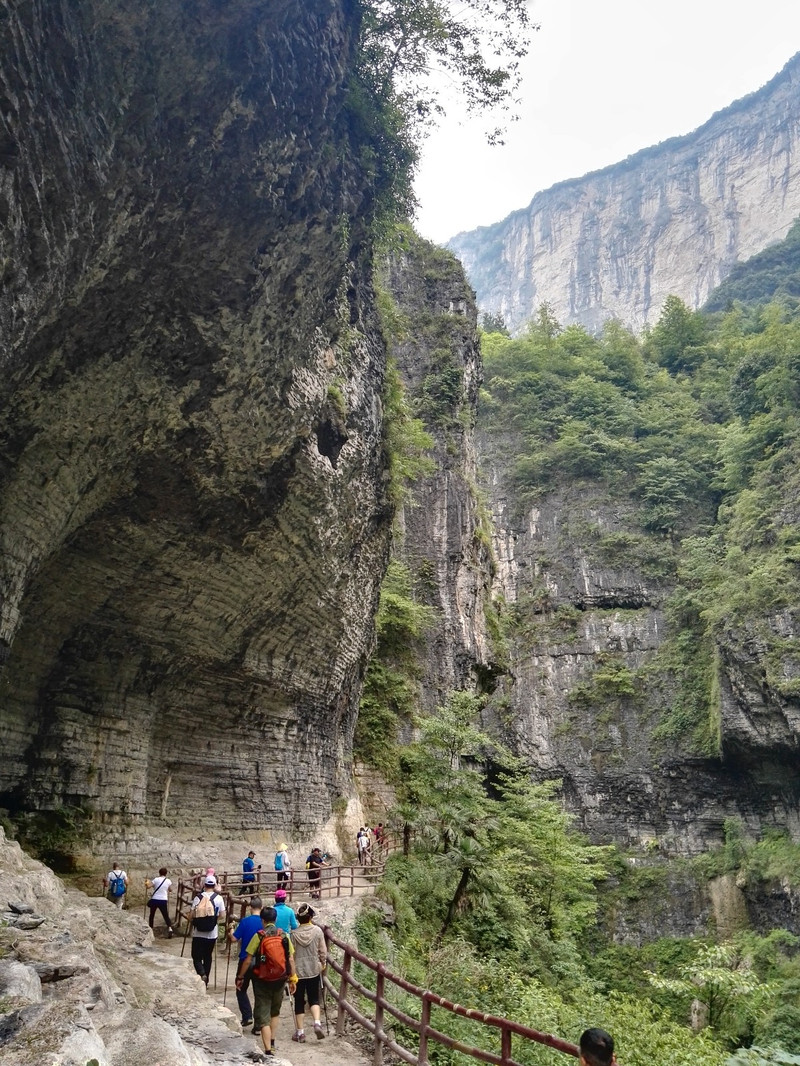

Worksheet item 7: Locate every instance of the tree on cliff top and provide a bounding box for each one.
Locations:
[359,0,535,141]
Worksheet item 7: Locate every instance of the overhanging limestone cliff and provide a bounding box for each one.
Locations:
[0,0,392,837]
[449,52,800,333]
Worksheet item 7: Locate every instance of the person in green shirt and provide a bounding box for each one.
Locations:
[235,906,297,1057]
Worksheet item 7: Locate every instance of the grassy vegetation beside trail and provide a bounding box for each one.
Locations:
[354,719,800,1065]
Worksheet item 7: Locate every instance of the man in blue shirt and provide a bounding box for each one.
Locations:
[229,895,263,1028]
[240,850,257,894]
[274,889,298,935]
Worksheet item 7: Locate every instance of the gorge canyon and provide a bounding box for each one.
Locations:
[1,0,799,875]
[449,52,800,334]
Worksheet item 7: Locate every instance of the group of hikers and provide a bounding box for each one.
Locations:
[188,875,327,1059]
[104,849,616,1065]
[356,823,384,866]
[238,845,332,899]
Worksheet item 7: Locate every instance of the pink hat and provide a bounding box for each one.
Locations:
[274,889,287,902]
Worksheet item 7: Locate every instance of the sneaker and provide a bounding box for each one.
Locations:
[292,1031,306,1042]
[242,1018,253,1028]
[252,1023,260,1034]
[314,1023,325,1040]
[167,928,174,938]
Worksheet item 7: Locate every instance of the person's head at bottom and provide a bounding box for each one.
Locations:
[579,1028,615,1066]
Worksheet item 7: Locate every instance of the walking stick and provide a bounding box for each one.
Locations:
[223,935,232,1005]
[143,879,148,921]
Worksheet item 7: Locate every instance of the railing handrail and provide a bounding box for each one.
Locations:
[321,925,579,1065]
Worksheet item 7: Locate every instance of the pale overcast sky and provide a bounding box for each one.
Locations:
[413,0,800,245]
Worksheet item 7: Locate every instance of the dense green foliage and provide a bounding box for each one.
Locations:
[355,559,434,775]
[479,292,800,751]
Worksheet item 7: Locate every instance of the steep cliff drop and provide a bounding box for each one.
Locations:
[0,0,392,845]
[449,52,800,332]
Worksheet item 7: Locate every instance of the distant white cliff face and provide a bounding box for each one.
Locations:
[449,53,800,333]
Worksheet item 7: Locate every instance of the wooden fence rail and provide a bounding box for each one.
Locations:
[321,926,579,1066]
[173,862,386,929]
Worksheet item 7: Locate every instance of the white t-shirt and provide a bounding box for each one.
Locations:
[149,876,171,901]
[191,890,226,939]
[107,869,128,890]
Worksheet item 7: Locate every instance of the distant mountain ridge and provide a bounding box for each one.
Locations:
[448,52,800,333]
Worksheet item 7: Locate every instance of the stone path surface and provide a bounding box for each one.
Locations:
[0,828,376,1066]
[148,883,374,1065]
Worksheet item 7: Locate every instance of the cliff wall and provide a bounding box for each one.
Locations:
[382,236,493,716]
[0,0,392,839]
[449,53,800,332]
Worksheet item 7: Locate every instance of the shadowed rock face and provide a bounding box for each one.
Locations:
[0,0,392,836]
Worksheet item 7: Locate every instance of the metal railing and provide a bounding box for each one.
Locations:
[321,926,579,1066]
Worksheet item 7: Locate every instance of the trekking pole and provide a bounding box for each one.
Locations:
[223,934,232,1006]
[213,929,219,990]
[180,884,192,958]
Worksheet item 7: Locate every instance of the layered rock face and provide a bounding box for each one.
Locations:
[382,237,493,714]
[449,52,800,332]
[480,463,800,854]
[0,0,391,838]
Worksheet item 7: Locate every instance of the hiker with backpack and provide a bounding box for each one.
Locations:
[229,895,263,1029]
[146,867,174,936]
[190,874,226,985]
[274,842,291,886]
[235,905,297,1058]
[290,902,327,1042]
[104,862,128,909]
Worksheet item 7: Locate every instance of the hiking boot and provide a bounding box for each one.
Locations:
[314,1022,325,1040]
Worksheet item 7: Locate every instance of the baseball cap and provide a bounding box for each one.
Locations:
[204,875,216,886]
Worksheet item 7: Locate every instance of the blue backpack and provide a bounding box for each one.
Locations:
[274,851,284,872]
[109,873,126,898]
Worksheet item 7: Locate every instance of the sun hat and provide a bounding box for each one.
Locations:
[297,902,315,919]
[278,842,288,850]
[274,888,287,901]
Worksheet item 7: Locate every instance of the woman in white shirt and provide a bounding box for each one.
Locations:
[146,867,174,936]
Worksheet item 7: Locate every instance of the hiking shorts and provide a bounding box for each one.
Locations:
[294,975,321,1014]
[252,977,286,1027]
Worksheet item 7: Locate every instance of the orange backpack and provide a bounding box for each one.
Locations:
[251,929,288,982]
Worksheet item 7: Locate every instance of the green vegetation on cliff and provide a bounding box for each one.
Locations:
[355,696,800,1065]
[479,292,800,753]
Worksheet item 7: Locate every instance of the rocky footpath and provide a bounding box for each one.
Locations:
[0,827,377,1065]
[0,827,252,1065]
[449,52,800,332]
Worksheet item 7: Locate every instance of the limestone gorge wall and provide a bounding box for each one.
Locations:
[479,446,800,854]
[449,52,800,333]
[382,236,493,716]
[0,0,393,840]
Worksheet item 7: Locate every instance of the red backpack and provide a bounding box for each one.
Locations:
[251,928,288,982]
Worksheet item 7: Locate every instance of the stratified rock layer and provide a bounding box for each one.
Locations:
[449,53,800,332]
[382,236,492,713]
[0,0,391,836]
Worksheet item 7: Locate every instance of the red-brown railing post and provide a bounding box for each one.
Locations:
[419,991,432,1066]
[501,1023,512,1066]
[374,963,386,1066]
[336,949,352,1037]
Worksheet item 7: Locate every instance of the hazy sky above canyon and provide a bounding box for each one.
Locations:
[413,0,800,244]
